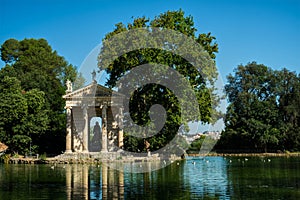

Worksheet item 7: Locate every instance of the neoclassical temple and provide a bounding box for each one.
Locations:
[63,79,124,153]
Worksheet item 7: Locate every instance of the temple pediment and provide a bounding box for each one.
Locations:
[63,82,124,107]
[63,82,122,99]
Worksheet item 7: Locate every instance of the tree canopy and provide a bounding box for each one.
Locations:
[217,62,300,152]
[0,76,49,154]
[98,10,220,153]
[0,38,80,155]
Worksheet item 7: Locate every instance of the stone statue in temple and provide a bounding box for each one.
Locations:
[66,79,72,93]
[91,121,101,151]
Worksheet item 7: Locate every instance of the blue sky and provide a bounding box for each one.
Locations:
[1,0,299,81]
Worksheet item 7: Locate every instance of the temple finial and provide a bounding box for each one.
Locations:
[66,79,72,93]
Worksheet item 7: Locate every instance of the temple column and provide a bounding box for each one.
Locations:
[82,105,89,152]
[65,106,72,153]
[118,129,124,149]
[101,105,108,152]
[102,164,108,199]
[118,169,124,199]
[118,107,124,148]
[83,165,89,200]
[66,165,72,200]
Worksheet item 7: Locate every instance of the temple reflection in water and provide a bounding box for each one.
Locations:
[1,157,299,199]
[65,164,124,200]
[63,158,230,200]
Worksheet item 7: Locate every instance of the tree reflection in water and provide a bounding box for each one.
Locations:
[2,157,298,199]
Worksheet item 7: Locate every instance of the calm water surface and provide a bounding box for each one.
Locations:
[0,156,299,199]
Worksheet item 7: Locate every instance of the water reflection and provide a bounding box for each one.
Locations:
[184,157,231,198]
[226,157,300,199]
[65,164,126,199]
[63,158,230,199]
[65,164,89,199]
[1,157,299,199]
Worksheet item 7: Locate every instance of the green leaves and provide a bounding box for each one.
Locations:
[98,10,220,153]
[0,76,48,154]
[219,62,300,152]
[11,135,32,155]
[0,38,78,154]
[150,9,196,37]
[0,77,27,125]
[0,39,20,63]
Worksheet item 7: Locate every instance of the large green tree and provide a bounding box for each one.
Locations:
[217,62,300,152]
[98,10,220,152]
[0,76,49,155]
[276,68,300,151]
[0,38,79,154]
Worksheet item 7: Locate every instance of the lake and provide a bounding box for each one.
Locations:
[0,156,299,199]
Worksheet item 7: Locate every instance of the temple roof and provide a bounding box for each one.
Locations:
[63,81,124,107]
[63,82,123,99]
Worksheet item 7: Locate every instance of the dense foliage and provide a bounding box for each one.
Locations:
[186,135,206,154]
[98,10,220,152]
[0,38,80,155]
[217,62,300,152]
[0,11,298,156]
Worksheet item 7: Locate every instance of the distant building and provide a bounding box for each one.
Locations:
[183,131,221,144]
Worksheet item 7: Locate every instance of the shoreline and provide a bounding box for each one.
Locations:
[2,152,300,164]
[189,152,300,157]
